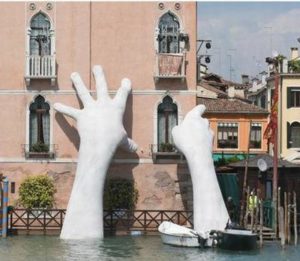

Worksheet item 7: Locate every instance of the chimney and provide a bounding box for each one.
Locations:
[291,47,299,60]
[260,71,267,85]
[228,86,235,98]
[241,74,249,85]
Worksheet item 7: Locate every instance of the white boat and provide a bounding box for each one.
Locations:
[158,221,211,248]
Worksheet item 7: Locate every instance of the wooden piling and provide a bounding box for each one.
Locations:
[250,208,254,232]
[255,190,260,233]
[279,206,285,248]
[287,192,291,244]
[294,191,297,246]
[260,200,263,248]
[244,186,250,227]
[284,192,288,244]
[277,187,281,237]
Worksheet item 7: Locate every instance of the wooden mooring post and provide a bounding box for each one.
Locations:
[284,192,288,244]
[259,200,263,248]
[287,192,291,244]
[293,191,298,246]
[279,206,285,248]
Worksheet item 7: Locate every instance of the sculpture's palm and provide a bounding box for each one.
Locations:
[54,66,137,239]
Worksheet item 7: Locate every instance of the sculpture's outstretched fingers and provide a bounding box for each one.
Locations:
[93,65,109,100]
[119,136,138,152]
[71,72,94,106]
[184,105,206,122]
[114,78,132,110]
[53,103,80,120]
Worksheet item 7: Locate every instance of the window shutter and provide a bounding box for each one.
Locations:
[287,88,291,108]
[287,122,291,148]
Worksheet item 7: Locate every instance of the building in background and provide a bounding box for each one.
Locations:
[0,2,197,210]
[197,74,269,162]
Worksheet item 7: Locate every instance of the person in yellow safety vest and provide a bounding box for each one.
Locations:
[248,191,258,211]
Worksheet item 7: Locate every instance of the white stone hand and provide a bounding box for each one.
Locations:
[172,105,229,233]
[54,65,137,239]
[54,65,138,155]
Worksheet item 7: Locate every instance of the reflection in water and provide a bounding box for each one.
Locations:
[60,236,140,260]
[0,235,299,261]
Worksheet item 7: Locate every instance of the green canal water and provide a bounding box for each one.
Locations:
[0,235,299,261]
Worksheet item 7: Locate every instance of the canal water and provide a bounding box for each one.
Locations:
[0,235,299,261]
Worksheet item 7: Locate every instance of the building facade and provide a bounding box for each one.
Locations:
[0,2,197,210]
[262,48,300,162]
[197,75,269,162]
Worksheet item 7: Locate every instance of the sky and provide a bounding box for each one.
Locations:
[197,2,300,83]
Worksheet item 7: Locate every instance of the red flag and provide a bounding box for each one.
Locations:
[264,74,279,144]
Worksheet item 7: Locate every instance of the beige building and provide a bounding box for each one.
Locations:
[265,48,300,162]
[0,2,197,210]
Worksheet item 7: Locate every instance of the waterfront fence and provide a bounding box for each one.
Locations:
[9,209,193,232]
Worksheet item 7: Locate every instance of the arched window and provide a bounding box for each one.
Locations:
[288,122,300,148]
[158,12,180,53]
[30,13,51,56]
[29,95,50,152]
[157,96,178,151]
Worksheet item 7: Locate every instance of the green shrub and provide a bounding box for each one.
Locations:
[104,178,138,210]
[30,142,49,152]
[19,175,56,209]
[288,60,300,73]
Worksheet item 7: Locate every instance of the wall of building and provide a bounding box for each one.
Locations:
[206,113,268,155]
[0,2,197,210]
[279,76,300,158]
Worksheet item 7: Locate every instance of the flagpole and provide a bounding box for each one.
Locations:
[273,72,279,237]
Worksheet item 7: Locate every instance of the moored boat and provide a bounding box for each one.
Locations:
[217,229,258,251]
[158,221,209,248]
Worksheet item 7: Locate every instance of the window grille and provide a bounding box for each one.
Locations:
[217,122,238,149]
[250,123,262,149]
[157,96,178,151]
[30,13,51,56]
[29,95,50,152]
[158,12,180,54]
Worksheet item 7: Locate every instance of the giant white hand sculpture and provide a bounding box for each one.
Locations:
[54,66,137,239]
[172,105,229,233]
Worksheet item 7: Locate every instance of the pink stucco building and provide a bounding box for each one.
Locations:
[0,2,197,210]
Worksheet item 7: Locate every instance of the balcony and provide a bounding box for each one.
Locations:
[23,144,57,159]
[150,144,184,163]
[25,55,56,87]
[154,52,186,82]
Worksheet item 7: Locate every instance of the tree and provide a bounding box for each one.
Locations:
[19,175,56,208]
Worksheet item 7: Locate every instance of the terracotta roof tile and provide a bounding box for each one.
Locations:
[197,97,269,114]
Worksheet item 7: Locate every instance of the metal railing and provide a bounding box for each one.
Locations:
[25,55,56,78]
[9,209,193,232]
[22,144,57,159]
[150,143,178,153]
[155,52,186,79]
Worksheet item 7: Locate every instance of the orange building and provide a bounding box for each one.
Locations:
[197,76,269,162]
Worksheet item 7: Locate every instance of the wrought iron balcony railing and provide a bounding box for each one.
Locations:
[150,144,184,162]
[22,144,58,159]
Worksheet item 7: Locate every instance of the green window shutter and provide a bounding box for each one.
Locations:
[287,122,291,148]
[287,87,291,108]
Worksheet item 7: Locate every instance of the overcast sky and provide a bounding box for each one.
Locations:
[197,2,300,83]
